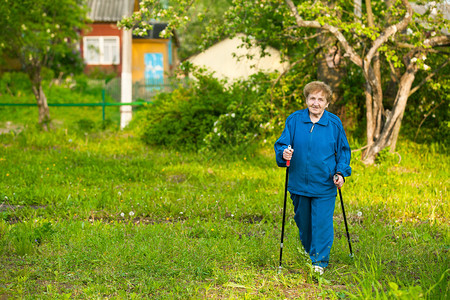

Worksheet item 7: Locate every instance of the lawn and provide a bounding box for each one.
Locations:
[0,104,448,299]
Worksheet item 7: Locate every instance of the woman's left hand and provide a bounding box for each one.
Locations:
[334,174,344,189]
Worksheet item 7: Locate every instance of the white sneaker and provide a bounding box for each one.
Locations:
[313,265,324,275]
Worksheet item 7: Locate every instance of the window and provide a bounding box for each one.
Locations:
[83,36,120,65]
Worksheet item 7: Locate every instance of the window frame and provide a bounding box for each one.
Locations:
[83,36,120,65]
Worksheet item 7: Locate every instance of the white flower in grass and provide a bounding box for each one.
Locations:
[120,212,125,218]
[357,211,362,217]
[129,211,135,217]
[231,113,235,118]
[214,127,218,133]
[118,191,122,196]
[423,64,430,71]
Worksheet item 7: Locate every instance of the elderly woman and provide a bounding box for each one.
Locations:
[274,81,351,275]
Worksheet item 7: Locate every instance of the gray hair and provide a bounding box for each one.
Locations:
[303,81,333,103]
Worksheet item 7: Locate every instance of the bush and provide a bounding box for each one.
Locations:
[202,73,278,153]
[130,70,232,151]
[129,70,305,154]
[0,72,32,96]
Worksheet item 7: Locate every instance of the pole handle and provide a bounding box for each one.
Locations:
[286,145,292,167]
[334,174,341,189]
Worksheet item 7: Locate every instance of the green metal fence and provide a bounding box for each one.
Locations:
[0,90,147,121]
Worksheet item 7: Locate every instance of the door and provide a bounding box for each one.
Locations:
[144,53,164,90]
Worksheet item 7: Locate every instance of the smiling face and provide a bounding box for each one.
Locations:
[306,90,329,121]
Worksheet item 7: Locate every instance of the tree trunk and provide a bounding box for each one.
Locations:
[317,33,345,112]
[30,70,50,131]
[364,82,375,148]
[363,62,384,152]
[362,64,417,164]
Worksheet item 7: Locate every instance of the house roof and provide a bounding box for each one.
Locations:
[87,0,135,22]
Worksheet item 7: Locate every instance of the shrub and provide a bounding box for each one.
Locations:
[0,72,32,96]
[202,73,278,153]
[129,70,305,154]
[130,70,232,151]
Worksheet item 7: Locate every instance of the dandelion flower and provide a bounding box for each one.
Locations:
[120,212,125,218]
[129,211,135,217]
[357,211,362,217]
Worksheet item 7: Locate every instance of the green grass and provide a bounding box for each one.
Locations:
[0,104,448,298]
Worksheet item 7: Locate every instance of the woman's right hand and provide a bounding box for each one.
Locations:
[283,147,294,161]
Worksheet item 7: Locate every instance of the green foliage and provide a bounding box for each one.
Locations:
[0,0,89,125]
[130,70,232,151]
[130,70,307,154]
[0,72,32,96]
[403,66,450,145]
[47,46,85,76]
[202,72,292,154]
[124,0,449,162]
[0,0,88,73]
[172,0,233,60]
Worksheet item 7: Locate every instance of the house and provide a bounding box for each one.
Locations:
[186,34,289,83]
[81,0,179,128]
[81,0,179,86]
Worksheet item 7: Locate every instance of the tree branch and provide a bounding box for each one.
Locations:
[270,47,320,102]
[285,0,363,67]
[414,99,444,142]
[409,59,450,96]
[387,59,400,83]
[365,0,413,68]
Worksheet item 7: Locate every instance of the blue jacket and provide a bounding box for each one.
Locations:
[274,109,351,197]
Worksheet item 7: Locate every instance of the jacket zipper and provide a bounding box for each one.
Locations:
[306,123,315,186]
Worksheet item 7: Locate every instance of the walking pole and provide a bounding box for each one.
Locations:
[278,145,292,274]
[334,174,353,257]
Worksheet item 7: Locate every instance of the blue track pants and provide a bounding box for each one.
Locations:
[291,194,336,268]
